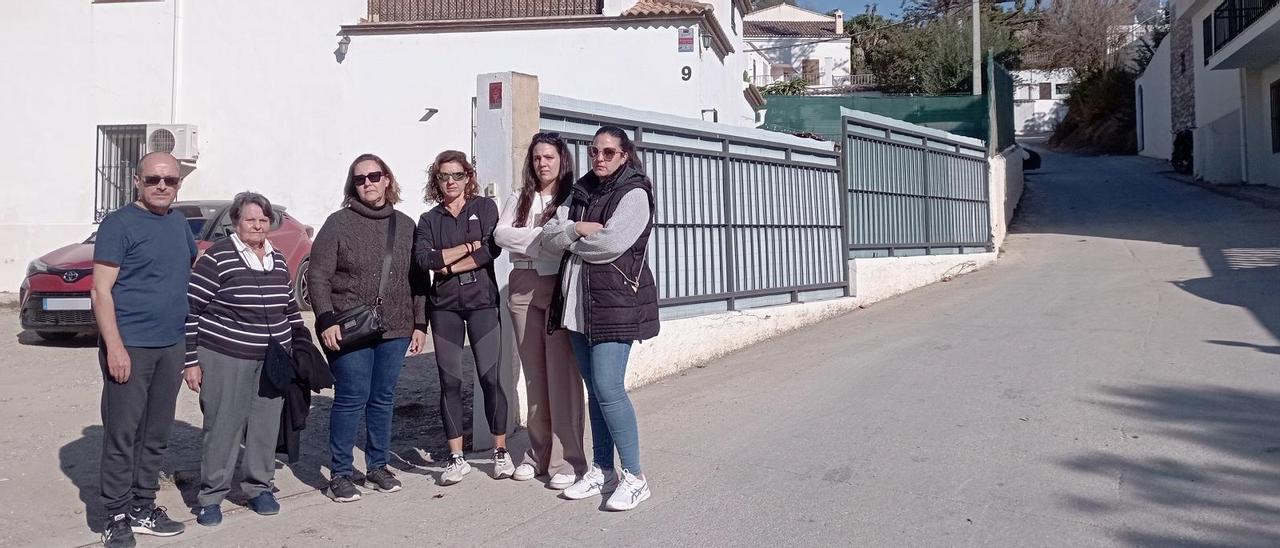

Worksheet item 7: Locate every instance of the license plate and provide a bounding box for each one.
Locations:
[44,298,91,311]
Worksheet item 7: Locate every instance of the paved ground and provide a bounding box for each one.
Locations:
[4,147,1280,547]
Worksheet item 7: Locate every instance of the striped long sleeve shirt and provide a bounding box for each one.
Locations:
[185,237,308,367]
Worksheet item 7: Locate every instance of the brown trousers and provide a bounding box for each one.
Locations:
[508,269,587,477]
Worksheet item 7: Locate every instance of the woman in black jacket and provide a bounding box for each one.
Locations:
[544,126,659,511]
[413,150,509,486]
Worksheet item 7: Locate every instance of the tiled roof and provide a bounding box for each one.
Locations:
[744,20,841,37]
[623,0,711,17]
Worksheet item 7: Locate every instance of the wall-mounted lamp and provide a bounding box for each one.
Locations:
[701,33,712,49]
[419,108,439,123]
[334,35,351,63]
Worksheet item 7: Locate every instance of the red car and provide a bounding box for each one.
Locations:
[19,200,314,341]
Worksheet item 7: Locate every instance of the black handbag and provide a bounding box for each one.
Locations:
[331,214,397,350]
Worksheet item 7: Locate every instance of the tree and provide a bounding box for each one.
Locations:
[846,11,893,74]
[864,7,1026,94]
[1024,0,1138,75]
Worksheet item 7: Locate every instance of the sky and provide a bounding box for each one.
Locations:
[801,0,906,17]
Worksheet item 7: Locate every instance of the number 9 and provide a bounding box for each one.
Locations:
[681,67,692,81]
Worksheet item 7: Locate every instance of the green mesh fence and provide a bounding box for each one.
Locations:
[762,57,1017,153]
[761,95,990,143]
[986,53,1016,153]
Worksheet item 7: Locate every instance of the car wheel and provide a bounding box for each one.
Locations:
[295,259,312,312]
[35,331,77,342]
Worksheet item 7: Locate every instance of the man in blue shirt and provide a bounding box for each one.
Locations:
[91,152,196,548]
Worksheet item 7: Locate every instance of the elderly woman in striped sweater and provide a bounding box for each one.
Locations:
[182,192,309,527]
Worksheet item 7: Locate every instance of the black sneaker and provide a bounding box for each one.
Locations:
[326,475,362,502]
[129,505,184,537]
[363,467,402,493]
[102,514,136,548]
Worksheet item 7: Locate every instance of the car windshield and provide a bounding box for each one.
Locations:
[171,204,224,238]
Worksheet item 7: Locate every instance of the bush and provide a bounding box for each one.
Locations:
[1048,67,1137,154]
[760,77,810,95]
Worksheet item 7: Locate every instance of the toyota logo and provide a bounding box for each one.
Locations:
[62,271,80,283]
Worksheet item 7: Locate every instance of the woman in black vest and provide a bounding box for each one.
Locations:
[545,126,659,511]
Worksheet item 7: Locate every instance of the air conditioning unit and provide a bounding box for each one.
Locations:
[144,124,199,161]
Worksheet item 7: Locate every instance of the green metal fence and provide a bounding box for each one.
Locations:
[842,109,992,258]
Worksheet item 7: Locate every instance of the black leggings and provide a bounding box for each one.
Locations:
[430,308,507,440]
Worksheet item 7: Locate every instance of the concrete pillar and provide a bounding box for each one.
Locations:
[471,71,540,451]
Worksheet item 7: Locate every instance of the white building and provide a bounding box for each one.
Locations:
[1135,0,1279,185]
[743,4,856,91]
[0,0,762,289]
[1012,69,1075,135]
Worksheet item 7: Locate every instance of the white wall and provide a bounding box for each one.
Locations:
[989,147,1025,250]
[1136,38,1174,160]
[1012,69,1073,135]
[0,0,757,289]
[0,1,179,285]
[746,37,851,87]
[1191,1,1245,184]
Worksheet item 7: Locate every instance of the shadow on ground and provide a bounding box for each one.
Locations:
[1060,384,1280,547]
[57,348,481,533]
[1015,146,1280,546]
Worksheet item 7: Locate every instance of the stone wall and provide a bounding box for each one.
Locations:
[1170,17,1196,132]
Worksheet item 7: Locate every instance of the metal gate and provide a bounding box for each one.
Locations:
[843,111,991,257]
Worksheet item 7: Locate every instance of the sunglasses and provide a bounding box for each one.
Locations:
[435,171,469,182]
[587,146,622,161]
[353,171,385,185]
[140,176,181,187]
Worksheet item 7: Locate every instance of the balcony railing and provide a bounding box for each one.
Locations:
[751,73,877,88]
[367,0,602,22]
[1212,0,1278,51]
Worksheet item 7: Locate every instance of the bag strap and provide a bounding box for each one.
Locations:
[374,213,397,305]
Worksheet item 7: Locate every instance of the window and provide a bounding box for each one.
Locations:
[94,125,146,222]
[1055,83,1074,96]
[1271,79,1280,153]
[1038,83,1053,100]
[801,59,820,84]
[1202,16,1213,64]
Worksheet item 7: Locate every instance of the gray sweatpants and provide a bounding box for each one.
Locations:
[99,341,185,515]
[196,347,284,507]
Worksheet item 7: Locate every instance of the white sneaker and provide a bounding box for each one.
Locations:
[439,454,471,486]
[493,448,515,479]
[562,464,617,500]
[512,463,537,481]
[604,469,650,511]
[548,473,576,490]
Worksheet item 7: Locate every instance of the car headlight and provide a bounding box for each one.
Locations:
[26,259,49,277]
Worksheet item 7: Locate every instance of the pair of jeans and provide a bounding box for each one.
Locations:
[328,337,411,477]
[568,331,641,475]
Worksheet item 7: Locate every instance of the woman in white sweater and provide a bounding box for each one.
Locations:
[494,132,587,490]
